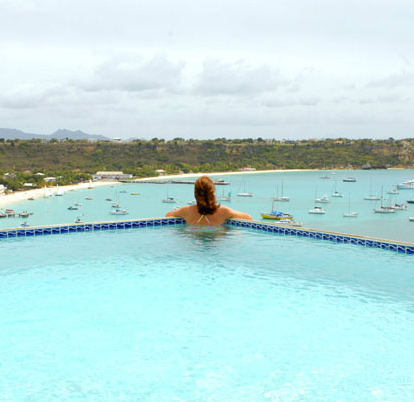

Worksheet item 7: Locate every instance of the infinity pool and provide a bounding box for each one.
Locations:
[1,226,413,401]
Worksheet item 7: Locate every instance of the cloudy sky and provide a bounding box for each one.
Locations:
[1,0,413,140]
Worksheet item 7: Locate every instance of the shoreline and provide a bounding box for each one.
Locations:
[1,167,410,208]
[0,181,121,208]
[0,169,311,208]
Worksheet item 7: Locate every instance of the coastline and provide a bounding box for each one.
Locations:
[0,181,121,208]
[0,169,312,208]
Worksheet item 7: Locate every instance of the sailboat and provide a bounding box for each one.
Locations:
[218,190,231,202]
[343,193,358,217]
[162,188,178,203]
[237,182,253,197]
[55,186,64,196]
[261,199,293,220]
[364,177,380,201]
[273,181,290,202]
[373,186,395,213]
[331,180,343,197]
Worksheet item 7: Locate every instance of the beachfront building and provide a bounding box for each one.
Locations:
[92,171,133,181]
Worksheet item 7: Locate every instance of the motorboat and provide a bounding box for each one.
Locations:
[20,222,30,227]
[110,208,129,215]
[407,199,414,204]
[343,177,357,182]
[277,219,303,227]
[237,192,254,197]
[320,175,330,179]
[75,202,82,206]
[315,194,330,203]
[331,191,344,198]
[308,206,326,214]
[85,196,93,200]
[214,179,230,185]
[409,217,414,222]
[392,203,407,211]
[397,179,414,189]
[68,206,78,210]
[75,217,84,223]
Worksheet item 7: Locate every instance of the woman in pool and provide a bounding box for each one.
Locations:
[165,175,253,225]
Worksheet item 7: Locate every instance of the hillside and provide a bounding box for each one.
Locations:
[1,138,413,177]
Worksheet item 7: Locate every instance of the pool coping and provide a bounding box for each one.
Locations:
[1,217,413,254]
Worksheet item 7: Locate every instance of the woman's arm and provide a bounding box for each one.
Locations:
[223,206,253,221]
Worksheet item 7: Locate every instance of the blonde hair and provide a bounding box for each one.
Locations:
[194,176,218,215]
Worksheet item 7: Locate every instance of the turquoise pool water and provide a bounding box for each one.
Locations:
[2,169,414,242]
[1,226,413,401]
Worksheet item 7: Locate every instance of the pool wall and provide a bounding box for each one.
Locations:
[1,217,413,254]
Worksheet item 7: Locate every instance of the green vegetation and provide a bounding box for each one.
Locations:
[1,137,414,190]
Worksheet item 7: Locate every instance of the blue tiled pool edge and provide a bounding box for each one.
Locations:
[1,217,413,254]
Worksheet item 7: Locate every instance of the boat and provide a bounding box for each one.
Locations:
[397,179,414,189]
[106,198,112,201]
[261,200,293,220]
[331,191,344,198]
[277,220,303,227]
[110,208,129,215]
[187,200,196,205]
[392,203,407,211]
[214,179,230,185]
[20,222,30,227]
[387,186,399,195]
[112,202,121,208]
[343,177,356,182]
[218,190,231,202]
[75,202,82,206]
[320,174,330,179]
[364,178,380,200]
[68,206,78,210]
[19,211,30,218]
[44,187,52,198]
[131,192,140,195]
[75,217,83,223]
[273,181,290,202]
[55,186,64,196]
[28,197,34,201]
[343,193,358,217]
[373,187,395,213]
[237,182,253,197]
[162,196,178,203]
[407,199,414,204]
[315,194,330,203]
[308,206,326,214]
[85,196,93,200]
[409,217,414,222]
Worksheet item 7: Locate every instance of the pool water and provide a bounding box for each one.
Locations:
[1,226,413,401]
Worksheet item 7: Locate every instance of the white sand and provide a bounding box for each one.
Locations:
[0,181,121,208]
[0,169,315,208]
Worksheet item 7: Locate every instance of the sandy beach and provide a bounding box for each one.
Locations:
[0,169,312,208]
[0,181,121,208]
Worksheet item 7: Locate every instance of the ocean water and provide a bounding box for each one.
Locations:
[0,227,413,401]
[1,169,414,242]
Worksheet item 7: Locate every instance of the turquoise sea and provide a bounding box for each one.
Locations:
[2,169,414,242]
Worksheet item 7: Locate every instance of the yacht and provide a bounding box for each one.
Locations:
[308,206,326,214]
[343,177,357,182]
[397,179,414,189]
[110,208,129,215]
[315,194,330,203]
[162,196,178,203]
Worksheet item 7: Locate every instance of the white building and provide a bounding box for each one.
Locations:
[92,171,133,180]
[0,184,5,195]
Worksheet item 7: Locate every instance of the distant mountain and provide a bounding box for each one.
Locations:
[0,128,111,141]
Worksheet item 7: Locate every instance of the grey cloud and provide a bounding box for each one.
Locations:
[193,60,287,97]
[262,96,319,108]
[79,54,184,94]
[367,71,414,89]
